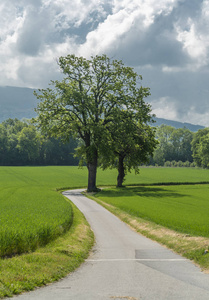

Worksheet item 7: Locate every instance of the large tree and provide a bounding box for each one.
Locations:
[34,54,152,191]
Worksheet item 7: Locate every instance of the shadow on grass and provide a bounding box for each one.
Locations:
[96,186,188,199]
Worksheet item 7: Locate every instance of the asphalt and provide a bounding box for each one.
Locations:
[14,189,209,300]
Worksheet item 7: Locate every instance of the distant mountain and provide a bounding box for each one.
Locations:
[153,117,205,132]
[0,86,205,132]
[0,86,38,122]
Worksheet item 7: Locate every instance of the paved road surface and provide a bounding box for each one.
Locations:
[15,189,209,300]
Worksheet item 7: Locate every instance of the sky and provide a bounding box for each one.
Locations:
[0,0,209,126]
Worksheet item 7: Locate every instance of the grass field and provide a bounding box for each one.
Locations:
[2,165,209,190]
[1,165,209,258]
[95,184,209,238]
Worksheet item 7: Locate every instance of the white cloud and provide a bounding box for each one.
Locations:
[185,107,209,127]
[0,0,193,87]
[151,96,209,127]
[0,2,25,43]
[151,97,178,121]
[112,0,179,22]
[0,0,113,87]
[44,0,109,30]
[176,21,208,67]
[79,9,134,57]
[79,0,181,58]
[175,0,209,68]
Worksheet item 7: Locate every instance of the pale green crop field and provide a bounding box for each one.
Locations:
[1,166,209,257]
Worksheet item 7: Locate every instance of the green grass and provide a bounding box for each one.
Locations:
[0,166,90,258]
[95,185,209,238]
[123,166,209,185]
[1,165,209,258]
[2,166,209,190]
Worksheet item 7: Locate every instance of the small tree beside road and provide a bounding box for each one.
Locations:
[100,104,157,187]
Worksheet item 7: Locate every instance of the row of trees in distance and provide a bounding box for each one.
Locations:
[0,118,79,166]
[0,119,208,169]
[152,125,209,169]
[152,124,193,166]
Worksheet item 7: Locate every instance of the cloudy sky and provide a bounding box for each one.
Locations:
[0,0,209,126]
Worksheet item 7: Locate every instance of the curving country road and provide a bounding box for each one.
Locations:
[15,189,209,300]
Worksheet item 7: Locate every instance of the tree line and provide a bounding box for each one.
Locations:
[0,118,79,166]
[151,124,209,169]
[0,119,209,169]
[152,124,193,166]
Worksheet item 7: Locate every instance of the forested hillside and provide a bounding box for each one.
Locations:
[153,117,204,132]
[0,86,38,122]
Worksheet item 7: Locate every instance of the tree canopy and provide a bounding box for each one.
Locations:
[34,54,156,191]
[191,128,209,168]
[100,108,157,187]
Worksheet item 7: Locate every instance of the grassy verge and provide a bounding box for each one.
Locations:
[86,191,209,273]
[0,202,94,299]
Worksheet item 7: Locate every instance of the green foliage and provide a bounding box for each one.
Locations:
[96,184,209,237]
[164,161,171,167]
[153,125,194,165]
[99,107,157,186]
[17,126,41,163]
[34,54,144,152]
[190,162,196,167]
[164,160,195,167]
[191,128,209,168]
[0,118,78,166]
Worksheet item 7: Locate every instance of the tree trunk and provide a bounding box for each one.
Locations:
[117,154,125,187]
[87,155,98,192]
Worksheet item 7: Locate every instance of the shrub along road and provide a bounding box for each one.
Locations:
[15,189,209,300]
